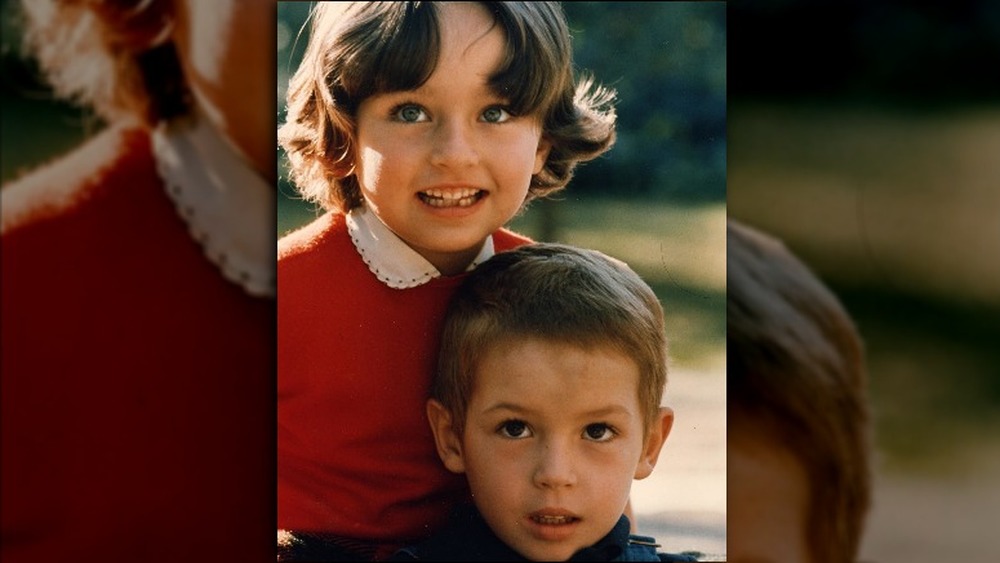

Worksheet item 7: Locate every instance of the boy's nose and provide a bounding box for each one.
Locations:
[532,441,578,489]
[429,120,479,169]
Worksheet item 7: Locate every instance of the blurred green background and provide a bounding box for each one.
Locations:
[730,1,1000,560]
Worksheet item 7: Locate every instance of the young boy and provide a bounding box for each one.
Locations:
[393,243,697,561]
[727,220,872,563]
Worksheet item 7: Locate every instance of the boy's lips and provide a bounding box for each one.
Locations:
[417,186,486,208]
[527,508,581,525]
[526,508,582,542]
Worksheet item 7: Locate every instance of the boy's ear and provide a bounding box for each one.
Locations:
[634,407,674,480]
[426,399,467,474]
[533,136,552,175]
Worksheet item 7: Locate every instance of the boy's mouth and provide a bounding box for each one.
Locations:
[417,188,485,208]
[530,514,579,525]
[526,509,582,542]
[528,509,581,525]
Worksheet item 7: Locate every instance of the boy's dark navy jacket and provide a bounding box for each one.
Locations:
[389,504,699,562]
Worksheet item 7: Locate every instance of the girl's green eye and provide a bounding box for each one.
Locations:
[395,105,427,122]
[481,106,510,123]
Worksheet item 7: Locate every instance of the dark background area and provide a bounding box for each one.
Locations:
[730,0,1000,105]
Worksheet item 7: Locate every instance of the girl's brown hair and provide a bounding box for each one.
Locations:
[279,2,617,213]
[19,0,188,126]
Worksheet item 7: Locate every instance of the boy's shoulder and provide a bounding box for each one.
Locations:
[622,534,701,562]
[390,505,704,562]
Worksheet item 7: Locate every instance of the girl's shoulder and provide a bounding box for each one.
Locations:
[277,212,346,262]
[493,226,534,251]
[2,125,151,235]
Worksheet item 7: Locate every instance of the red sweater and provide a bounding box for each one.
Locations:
[277,212,529,554]
[1,126,275,562]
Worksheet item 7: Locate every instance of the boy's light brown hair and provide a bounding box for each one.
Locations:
[278,1,617,213]
[728,220,872,563]
[433,243,667,437]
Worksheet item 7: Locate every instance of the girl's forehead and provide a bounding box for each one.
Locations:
[320,1,567,118]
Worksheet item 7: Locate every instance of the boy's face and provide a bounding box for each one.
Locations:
[354,3,551,275]
[428,339,672,561]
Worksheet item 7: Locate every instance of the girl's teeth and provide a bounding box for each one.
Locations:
[420,189,481,207]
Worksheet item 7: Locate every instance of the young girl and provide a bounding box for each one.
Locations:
[277,2,616,560]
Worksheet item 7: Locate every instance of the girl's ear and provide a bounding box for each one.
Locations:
[635,407,674,480]
[533,136,552,175]
[426,399,467,474]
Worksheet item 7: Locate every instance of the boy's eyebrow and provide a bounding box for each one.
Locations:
[481,403,632,418]
[482,402,533,415]
[578,405,632,418]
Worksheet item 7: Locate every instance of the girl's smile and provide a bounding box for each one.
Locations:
[416,186,487,210]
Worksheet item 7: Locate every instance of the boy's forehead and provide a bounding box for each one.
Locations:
[473,338,643,397]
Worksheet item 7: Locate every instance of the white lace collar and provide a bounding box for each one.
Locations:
[151,111,275,298]
[346,205,494,289]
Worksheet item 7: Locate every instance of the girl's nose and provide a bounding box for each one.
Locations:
[532,441,578,490]
[429,119,479,169]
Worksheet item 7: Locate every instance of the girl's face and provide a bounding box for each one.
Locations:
[354,3,551,275]
[174,0,274,181]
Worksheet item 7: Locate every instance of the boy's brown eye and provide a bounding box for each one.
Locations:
[498,419,529,438]
[584,423,614,441]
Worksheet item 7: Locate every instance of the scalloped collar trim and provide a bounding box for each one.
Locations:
[346,205,494,289]
[151,112,275,298]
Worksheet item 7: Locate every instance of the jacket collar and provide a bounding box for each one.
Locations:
[397,503,630,561]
